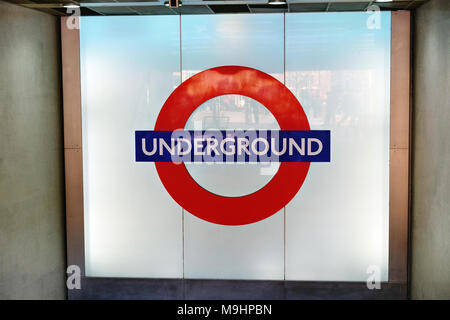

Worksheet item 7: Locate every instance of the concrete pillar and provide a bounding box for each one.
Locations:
[0,1,66,299]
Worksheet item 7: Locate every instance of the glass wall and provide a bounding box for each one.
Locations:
[80,12,390,281]
[285,13,390,281]
[80,16,183,278]
[182,14,285,280]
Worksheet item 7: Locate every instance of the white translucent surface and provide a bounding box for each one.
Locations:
[184,95,280,197]
[182,14,285,279]
[184,212,284,280]
[285,12,390,281]
[80,16,183,278]
[80,13,391,281]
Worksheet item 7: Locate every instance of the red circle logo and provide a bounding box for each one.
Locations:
[154,66,310,225]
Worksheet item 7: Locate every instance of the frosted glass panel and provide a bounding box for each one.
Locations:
[182,14,285,279]
[184,212,283,280]
[181,14,284,83]
[80,13,391,282]
[80,16,182,278]
[285,12,390,281]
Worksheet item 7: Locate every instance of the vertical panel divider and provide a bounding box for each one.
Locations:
[180,14,185,280]
[389,11,411,284]
[61,16,85,278]
[283,12,287,281]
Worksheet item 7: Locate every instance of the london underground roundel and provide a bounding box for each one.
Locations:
[135,66,331,226]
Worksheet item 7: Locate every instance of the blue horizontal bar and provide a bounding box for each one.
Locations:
[135,130,330,163]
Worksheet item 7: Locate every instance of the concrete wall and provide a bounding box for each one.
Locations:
[0,1,66,299]
[411,0,450,299]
